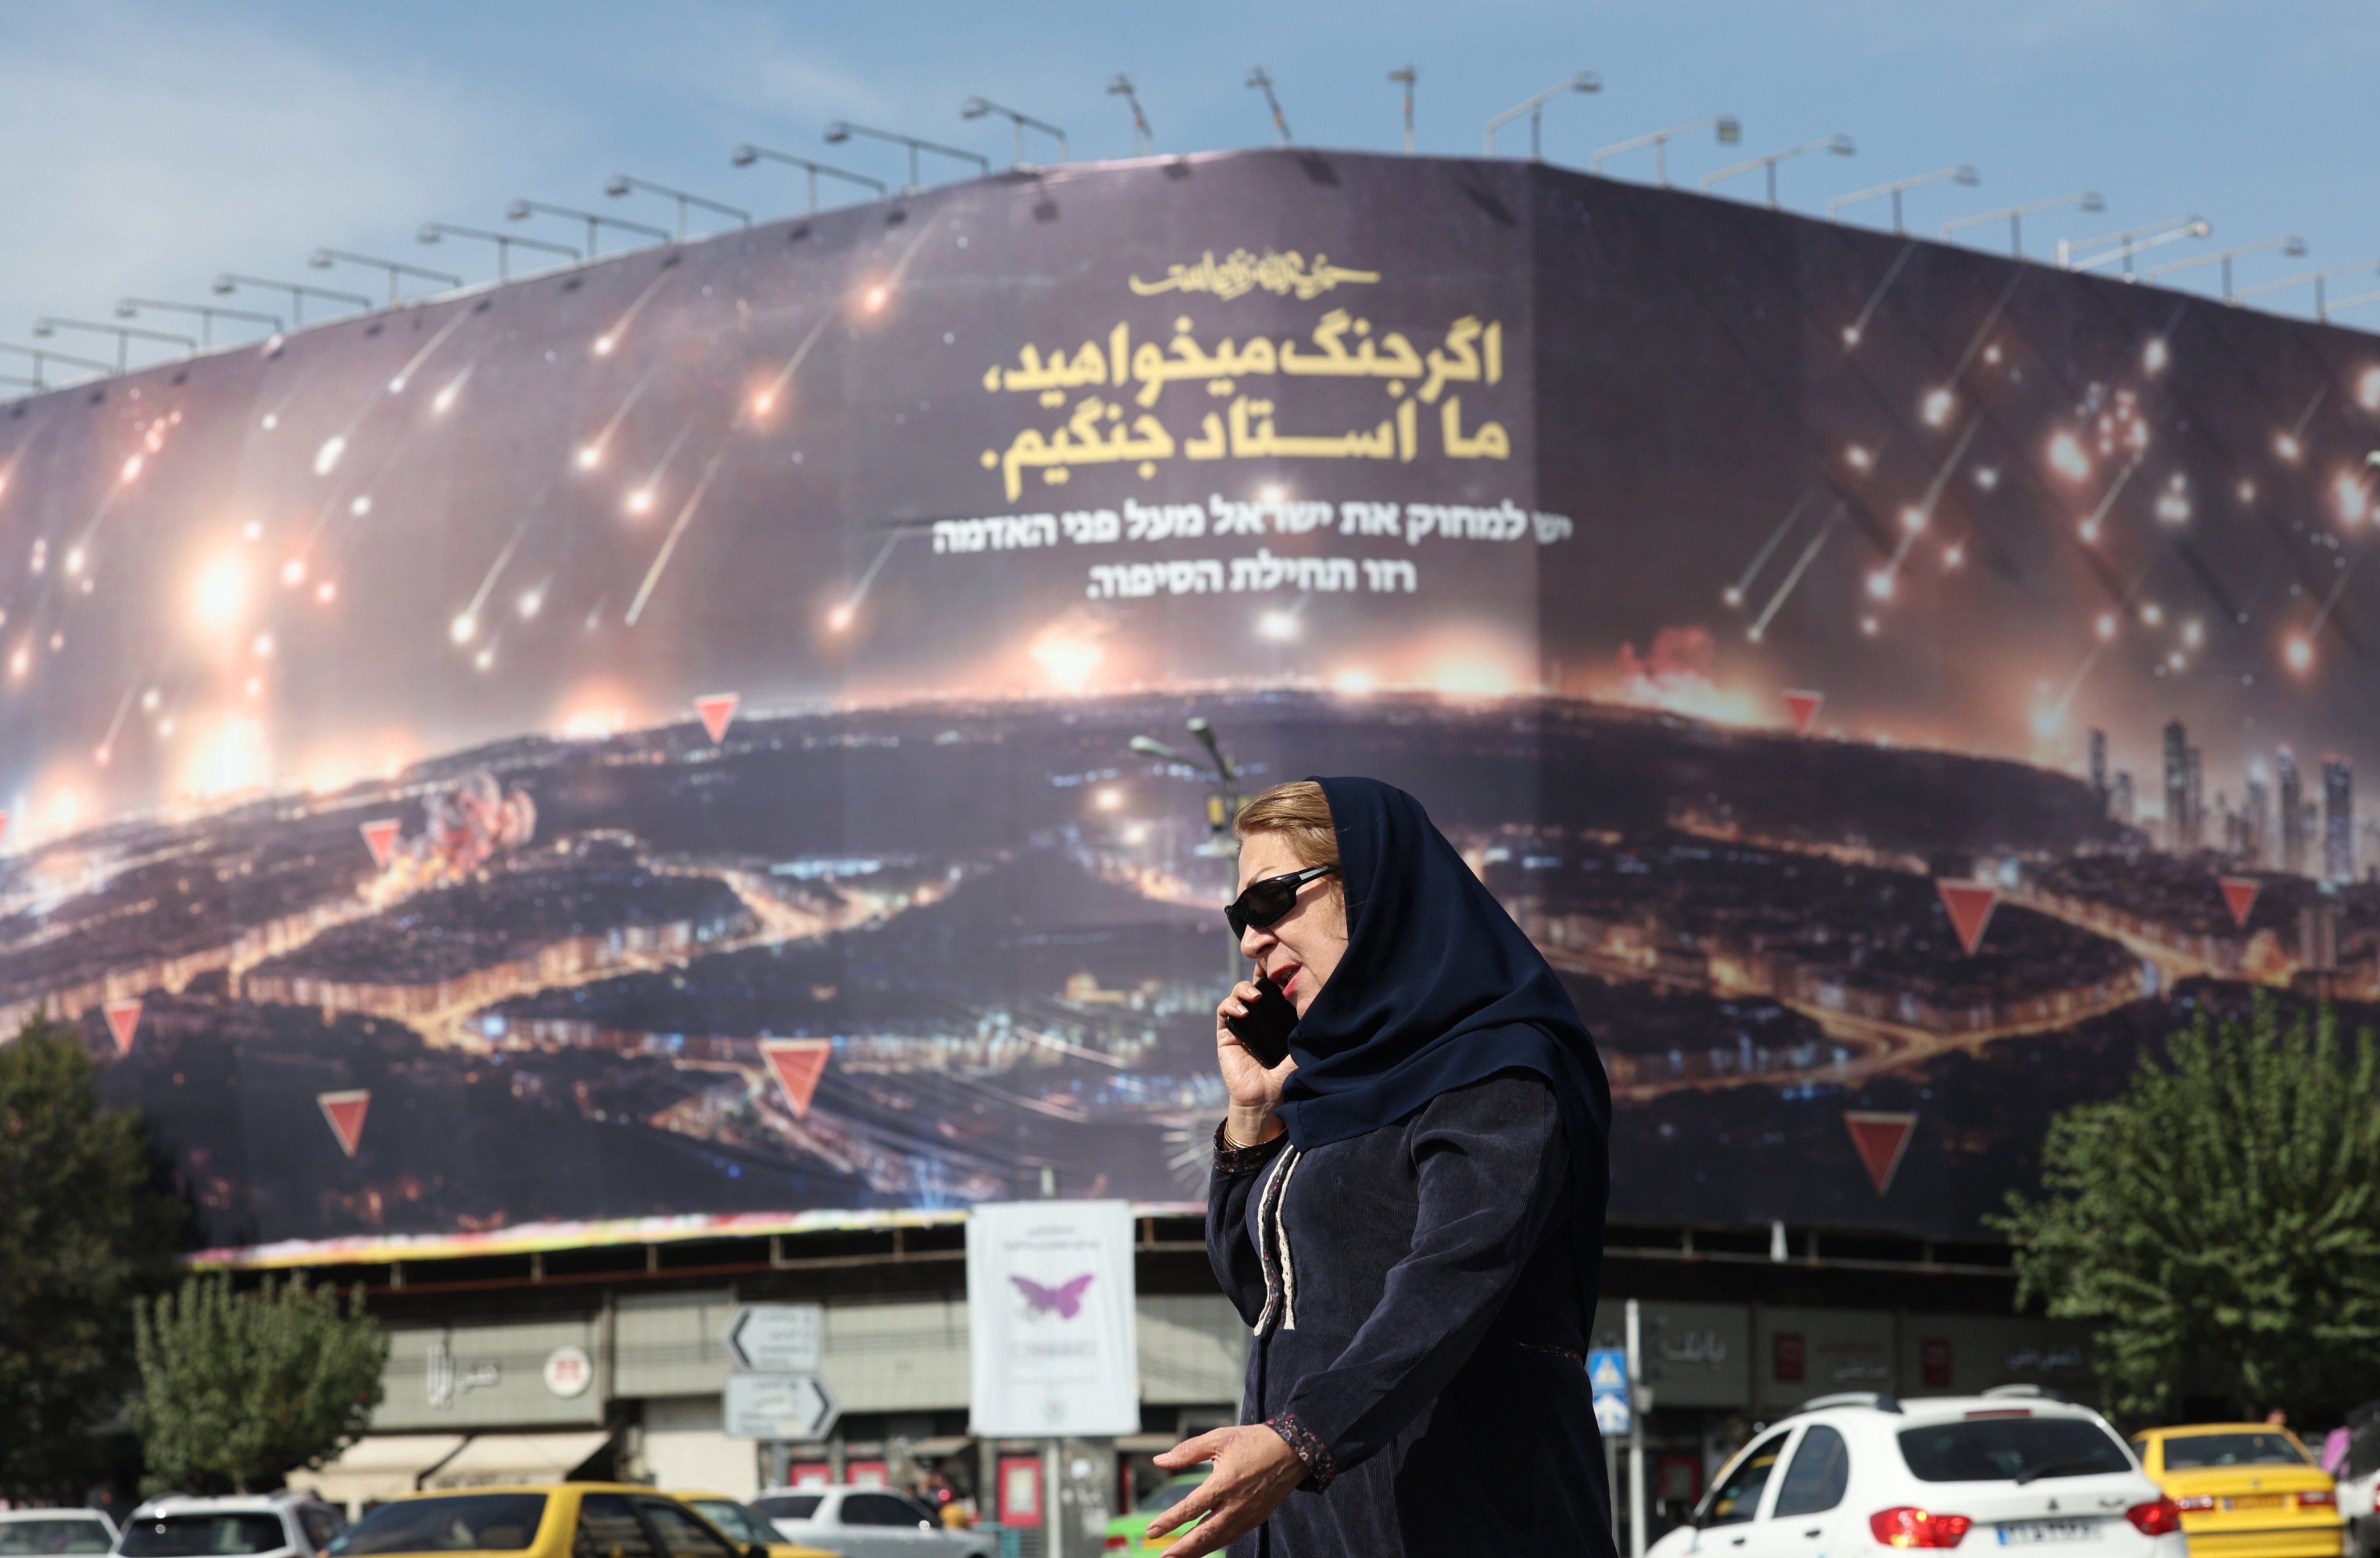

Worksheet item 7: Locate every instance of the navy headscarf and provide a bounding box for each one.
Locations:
[1273,776,1611,1270]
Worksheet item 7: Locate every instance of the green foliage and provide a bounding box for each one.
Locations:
[131,1273,388,1494]
[0,1013,180,1500]
[1996,997,2380,1426]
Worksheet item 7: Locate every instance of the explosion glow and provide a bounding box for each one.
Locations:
[191,553,251,632]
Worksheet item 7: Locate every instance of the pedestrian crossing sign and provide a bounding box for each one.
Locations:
[1588,1347,1632,1436]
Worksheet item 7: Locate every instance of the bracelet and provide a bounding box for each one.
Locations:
[1222,1126,1254,1151]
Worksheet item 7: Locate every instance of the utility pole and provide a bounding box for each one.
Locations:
[1390,67,1416,155]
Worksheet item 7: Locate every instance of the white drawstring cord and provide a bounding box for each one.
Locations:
[1252,1145,1304,1335]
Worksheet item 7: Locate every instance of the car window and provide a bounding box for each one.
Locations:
[1139,1478,1208,1513]
[1775,1426,1852,1517]
[1898,1417,2134,1482]
[838,1497,922,1529]
[333,1496,547,1555]
[684,1506,764,1547]
[1703,1430,1794,1528]
[572,1498,655,1558]
[0,1519,114,1555]
[2161,1434,2311,1470]
[632,1503,734,1558]
[297,1510,344,1554]
[746,1500,817,1525]
[121,1517,289,1557]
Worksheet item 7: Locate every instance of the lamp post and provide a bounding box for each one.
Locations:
[417,221,579,282]
[115,298,282,350]
[33,317,196,374]
[1246,66,1293,147]
[603,174,751,241]
[506,199,671,259]
[1485,70,1600,160]
[0,341,114,390]
[1390,67,1416,155]
[212,274,372,327]
[1701,133,1855,209]
[1129,718,1246,980]
[1108,73,1154,156]
[1590,115,1740,188]
[1826,164,1979,235]
[2142,235,2308,302]
[307,248,461,306]
[822,120,990,194]
[1939,191,2104,259]
[2236,259,2380,323]
[961,96,1068,166]
[729,144,888,215]
[2057,217,2209,277]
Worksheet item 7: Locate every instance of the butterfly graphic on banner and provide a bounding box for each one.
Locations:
[1011,1274,1095,1319]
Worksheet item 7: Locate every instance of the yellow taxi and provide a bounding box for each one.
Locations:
[321,1484,839,1558]
[668,1493,832,1558]
[2130,1426,2343,1558]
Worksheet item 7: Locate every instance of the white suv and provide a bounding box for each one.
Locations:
[1649,1388,2184,1558]
[749,1487,992,1558]
[114,1494,346,1558]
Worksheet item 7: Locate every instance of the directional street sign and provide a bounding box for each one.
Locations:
[1588,1347,1633,1438]
[722,1371,839,1441]
[726,1303,824,1373]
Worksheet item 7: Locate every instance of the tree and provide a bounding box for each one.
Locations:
[0,1013,180,1500]
[131,1274,389,1493]
[1997,997,2380,1426]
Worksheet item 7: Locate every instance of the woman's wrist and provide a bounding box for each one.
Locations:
[1225,1106,1284,1148]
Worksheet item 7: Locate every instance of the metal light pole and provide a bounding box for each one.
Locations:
[961,96,1068,166]
[1108,73,1154,156]
[730,145,888,215]
[1390,67,1416,155]
[2142,235,2308,301]
[212,273,371,327]
[1939,191,2105,259]
[418,221,578,282]
[1485,71,1601,160]
[115,298,282,350]
[1826,164,1980,234]
[1129,720,1246,981]
[2057,217,2209,277]
[0,341,114,390]
[1247,67,1293,147]
[1701,134,1855,209]
[506,199,670,259]
[2236,259,2380,323]
[307,248,461,306]
[823,120,991,194]
[603,174,750,241]
[1590,115,1740,188]
[33,317,195,374]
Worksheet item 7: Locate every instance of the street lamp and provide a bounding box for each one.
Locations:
[2236,259,2380,323]
[1939,190,2104,259]
[33,317,195,374]
[2142,235,2308,302]
[822,120,990,194]
[417,221,579,282]
[1108,73,1154,156]
[1701,133,1855,209]
[1590,115,1740,188]
[116,298,282,350]
[212,273,372,327]
[1826,164,1979,235]
[730,144,887,215]
[1485,71,1600,160]
[961,96,1068,166]
[1129,718,1247,979]
[603,174,751,241]
[1390,67,1416,156]
[506,199,671,259]
[0,341,114,391]
[2057,217,2209,277]
[308,247,461,306]
[1247,66,1293,147]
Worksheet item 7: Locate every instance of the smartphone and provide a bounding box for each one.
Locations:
[1225,975,1298,1068]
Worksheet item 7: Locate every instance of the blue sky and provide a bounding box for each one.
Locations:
[0,0,2372,370]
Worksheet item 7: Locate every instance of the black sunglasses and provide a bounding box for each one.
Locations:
[1227,864,1337,937]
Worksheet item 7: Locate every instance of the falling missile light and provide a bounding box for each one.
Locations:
[192,554,250,632]
[2360,367,2380,411]
[242,521,262,542]
[1859,617,1879,635]
[2096,613,2118,640]
[1921,388,1954,427]
[1974,466,2000,490]
[315,436,346,475]
[577,445,603,470]
[2141,603,2164,626]
[432,368,470,414]
[826,603,856,633]
[316,581,337,603]
[626,488,654,515]
[1866,570,1895,600]
[1900,506,1927,533]
[1845,444,1873,472]
[516,587,544,619]
[1258,609,1301,641]
[2183,619,2203,647]
[252,633,274,658]
[2287,636,2314,671]
[864,284,890,314]
[2333,471,2370,524]
[1722,586,1744,606]
[2143,338,2170,373]
[141,689,159,711]
[122,456,143,482]
[2277,433,2303,462]
[64,547,84,575]
[2049,431,2090,480]
[450,613,477,644]
[281,558,307,586]
[1942,543,1965,568]
[261,413,278,431]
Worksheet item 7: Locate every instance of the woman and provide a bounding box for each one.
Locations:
[1149,776,1614,1558]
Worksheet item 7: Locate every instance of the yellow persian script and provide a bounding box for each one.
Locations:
[1127,249,1380,302]
[983,311,1502,409]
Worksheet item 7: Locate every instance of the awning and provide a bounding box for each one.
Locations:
[423,1431,614,1488]
[903,1437,974,1459]
[287,1436,468,1505]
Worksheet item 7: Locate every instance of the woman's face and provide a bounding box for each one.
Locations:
[1236,830,1348,1016]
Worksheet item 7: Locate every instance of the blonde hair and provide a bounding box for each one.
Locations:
[1234,779,1340,868]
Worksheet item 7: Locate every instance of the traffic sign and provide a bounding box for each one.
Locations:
[1588,1347,1633,1437]
[727,1303,824,1373]
[722,1372,838,1441]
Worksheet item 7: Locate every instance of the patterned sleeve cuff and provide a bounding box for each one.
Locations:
[1212,1118,1289,1176]
[1266,1410,1338,1489]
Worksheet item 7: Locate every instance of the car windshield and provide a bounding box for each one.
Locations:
[1139,1478,1207,1514]
[1899,1417,2135,1483]
[685,1506,763,1546]
[746,1500,818,1525]
[2162,1434,2310,1470]
[326,1496,547,1555]
[120,1517,287,1557]
[0,1519,113,1555]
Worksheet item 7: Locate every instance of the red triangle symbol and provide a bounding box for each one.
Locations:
[103,998,144,1054]
[2219,876,2261,930]
[1935,880,1999,956]
[360,819,402,870]
[317,1089,371,1158]
[1784,689,1824,737]
[1844,1110,1919,1195]
[695,693,740,745]
[760,1037,833,1119]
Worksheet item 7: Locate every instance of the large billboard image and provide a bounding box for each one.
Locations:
[1,148,2374,1262]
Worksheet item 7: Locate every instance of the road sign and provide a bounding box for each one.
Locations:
[727,1303,824,1373]
[1588,1347,1633,1437]
[722,1371,839,1441]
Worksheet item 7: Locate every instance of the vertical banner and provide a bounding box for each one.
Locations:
[967,1200,1140,1438]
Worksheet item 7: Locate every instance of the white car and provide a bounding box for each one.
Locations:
[0,1509,118,1555]
[1648,1388,2184,1558]
[114,1494,345,1558]
[749,1487,990,1558]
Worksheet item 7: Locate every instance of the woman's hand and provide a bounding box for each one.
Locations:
[1216,980,1296,1147]
[1147,1424,1308,1557]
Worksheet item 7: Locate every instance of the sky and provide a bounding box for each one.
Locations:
[0,0,2373,377]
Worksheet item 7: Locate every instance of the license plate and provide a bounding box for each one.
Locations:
[2225,1496,2286,1511]
[1998,1520,2104,1544]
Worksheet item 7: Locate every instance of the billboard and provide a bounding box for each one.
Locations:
[1,149,2374,1261]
